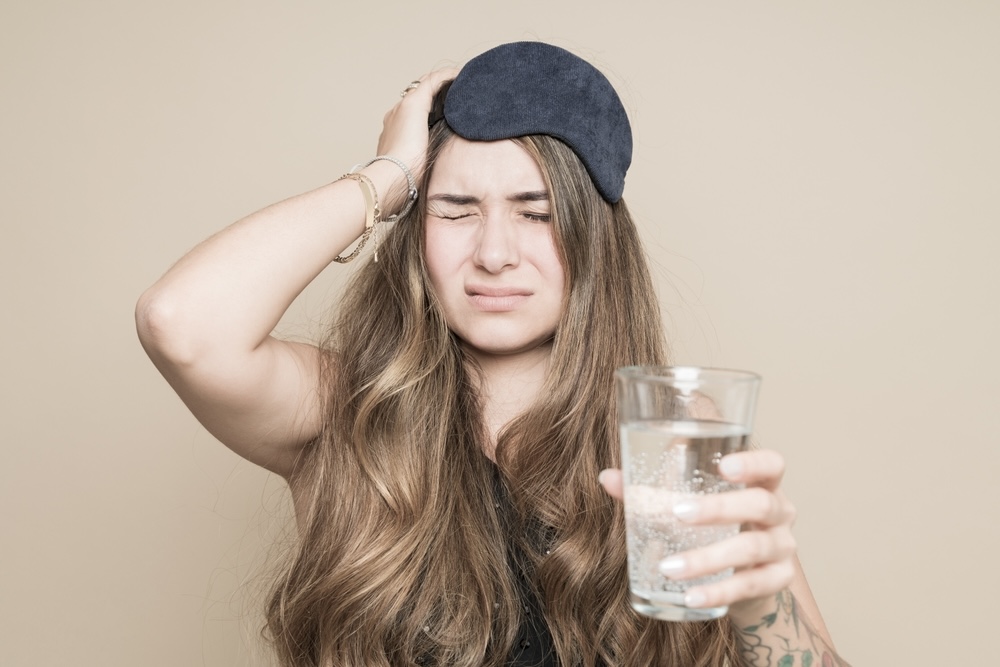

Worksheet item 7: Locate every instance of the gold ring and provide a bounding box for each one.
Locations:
[400,80,421,97]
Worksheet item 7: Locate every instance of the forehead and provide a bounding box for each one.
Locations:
[427,136,546,196]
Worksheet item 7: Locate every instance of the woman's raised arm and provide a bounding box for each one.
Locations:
[135,69,457,478]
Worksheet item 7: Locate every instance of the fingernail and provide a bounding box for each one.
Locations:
[684,590,707,608]
[597,469,612,485]
[658,556,686,576]
[719,456,743,478]
[672,500,699,521]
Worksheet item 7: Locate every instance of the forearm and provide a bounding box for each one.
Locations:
[136,160,403,361]
[730,590,851,667]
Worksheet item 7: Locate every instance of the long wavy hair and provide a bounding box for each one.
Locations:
[265,116,741,665]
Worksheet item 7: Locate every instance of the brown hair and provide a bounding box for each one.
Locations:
[264,121,741,665]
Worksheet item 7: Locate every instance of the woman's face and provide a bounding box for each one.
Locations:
[424,136,565,360]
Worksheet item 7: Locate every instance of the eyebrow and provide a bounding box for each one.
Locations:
[426,190,550,205]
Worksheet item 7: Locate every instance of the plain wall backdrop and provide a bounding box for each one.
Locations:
[3,1,998,665]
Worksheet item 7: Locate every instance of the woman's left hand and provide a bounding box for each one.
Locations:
[599,448,798,618]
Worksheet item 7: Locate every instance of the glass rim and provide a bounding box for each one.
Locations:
[615,365,762,383]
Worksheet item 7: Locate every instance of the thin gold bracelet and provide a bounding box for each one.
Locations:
[332,172,382,263]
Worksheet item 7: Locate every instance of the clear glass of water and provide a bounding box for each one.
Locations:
[615,366,761,622]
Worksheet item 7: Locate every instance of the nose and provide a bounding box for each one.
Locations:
[472,215,519,273]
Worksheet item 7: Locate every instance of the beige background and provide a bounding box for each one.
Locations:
[3,1,998,665]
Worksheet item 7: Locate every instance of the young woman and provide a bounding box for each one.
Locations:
[137,42,849,667]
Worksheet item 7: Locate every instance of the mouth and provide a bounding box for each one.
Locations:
[466,285,532,312]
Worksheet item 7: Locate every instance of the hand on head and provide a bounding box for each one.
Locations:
[377,68,459,193]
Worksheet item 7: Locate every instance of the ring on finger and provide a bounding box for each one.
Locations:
[400,80,421,97]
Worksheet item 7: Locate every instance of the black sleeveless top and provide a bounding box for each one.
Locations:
[494,465,559,667]
[507,557,558,666]
[505,549,609,667]
[416,465,609,666]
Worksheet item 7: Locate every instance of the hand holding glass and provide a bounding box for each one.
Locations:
[616,366,761,622]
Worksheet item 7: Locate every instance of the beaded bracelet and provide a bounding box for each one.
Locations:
[332,172,381,264]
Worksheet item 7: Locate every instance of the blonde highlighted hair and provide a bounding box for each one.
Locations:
[265,120,741,665]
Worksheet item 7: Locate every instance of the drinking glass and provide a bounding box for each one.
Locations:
[615,366,761,621]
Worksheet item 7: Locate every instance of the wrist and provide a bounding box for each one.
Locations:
[357,157,418,219]
[727,591,785,629]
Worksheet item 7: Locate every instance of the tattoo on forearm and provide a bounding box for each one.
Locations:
[734,590,852,667]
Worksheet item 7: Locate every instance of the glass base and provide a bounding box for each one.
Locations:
[630,592,729,622]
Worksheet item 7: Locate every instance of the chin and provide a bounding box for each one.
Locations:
[458,333,555,359]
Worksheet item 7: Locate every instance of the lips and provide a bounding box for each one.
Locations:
[466,285,532,312]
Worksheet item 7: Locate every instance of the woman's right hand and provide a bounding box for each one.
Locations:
[373,68,459,210]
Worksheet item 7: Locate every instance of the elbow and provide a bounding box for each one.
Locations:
[135,287,201,367]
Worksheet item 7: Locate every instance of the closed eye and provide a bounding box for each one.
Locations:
[522,212,551,223]
[426,203,478,221]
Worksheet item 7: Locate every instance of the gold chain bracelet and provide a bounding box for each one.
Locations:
[332,172,381,263]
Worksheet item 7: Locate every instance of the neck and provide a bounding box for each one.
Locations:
[466,343,552,459]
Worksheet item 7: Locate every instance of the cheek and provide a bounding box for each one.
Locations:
[423,227,459,291]
[535,238,567,294]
